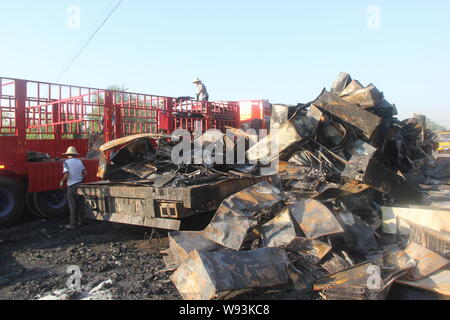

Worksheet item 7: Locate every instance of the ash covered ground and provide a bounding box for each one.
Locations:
[0,213,442,301]
[0,214,181,300]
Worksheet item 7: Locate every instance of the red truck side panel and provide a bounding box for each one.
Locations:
[27,159,99,193]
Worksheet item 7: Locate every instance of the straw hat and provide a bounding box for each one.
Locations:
[63,146,79,156]
[192,77,202,84]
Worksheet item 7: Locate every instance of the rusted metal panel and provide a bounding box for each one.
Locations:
[77,177,265,231]
[340,80,364,96]
[342,155,421,204]
[100,133,170,152]
[202,182,285,250]
[247,118,302,162]
[286,237,331,261]
[288,199,344,239]
[246,106,322,162]
[315,249,415,300]
[331,72,352,95]
[314,262,375,291]
[171,248,290,300]
[165,231,225,268]
[262,207,297,247]
[404,242,449,280]
[85,210,181,230]
[313,89,381,140]
[396,269,450,296]
[340,84,384,109]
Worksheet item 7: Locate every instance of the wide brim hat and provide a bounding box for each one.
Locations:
[63,146,79,156]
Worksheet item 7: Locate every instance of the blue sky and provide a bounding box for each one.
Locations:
[1,0,449,126]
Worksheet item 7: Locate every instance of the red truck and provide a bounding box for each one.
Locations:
[0,77,270,228]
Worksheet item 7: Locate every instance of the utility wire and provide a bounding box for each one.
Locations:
[56,0,125,82]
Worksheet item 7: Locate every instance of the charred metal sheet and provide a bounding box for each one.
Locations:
[321,253,353,274]
[153,173,177,188]
[262,208,297,247]
[166,231,226,268]
[338,213,379,257]
[383,247,417,273]
[345,140,377,157]
[246,119,302,162]
[287,237,331,261]
[170,248,290,300]
[247,106,322,162]
[314,262,375,291]
[339,188,377,212]
[340,84,384,109]
[340,79,364,96]
[313,89,381,140]
[288,199,344,239]
[396,269,450,296]
[342,155,421,203]
[331,72,352,95]
[277,161,310,181]
[314,182,372,201]
[99,133,169,152]
[404,169,427,186]
[224,126,258,143]
[122,162,156,179]
[316,249,414,300]
[404,242,449,280]
[203,182,285,250]
[321,123,346,146]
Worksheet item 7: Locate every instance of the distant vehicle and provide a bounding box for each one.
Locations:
[437,132,450,153]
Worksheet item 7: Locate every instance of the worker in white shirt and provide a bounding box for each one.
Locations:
[60,146,87,229]
[193,78,209,102]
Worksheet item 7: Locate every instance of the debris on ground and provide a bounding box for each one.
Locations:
[170,248,290,300]
[37,279,114,300]
[162,72,450,300]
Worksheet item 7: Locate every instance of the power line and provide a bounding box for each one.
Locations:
[57,0,125,82]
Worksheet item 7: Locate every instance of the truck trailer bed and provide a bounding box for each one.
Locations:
[76,177,264,231]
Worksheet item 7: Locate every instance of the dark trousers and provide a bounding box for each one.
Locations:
[67,185,84,226]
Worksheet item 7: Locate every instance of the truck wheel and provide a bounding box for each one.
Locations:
[0,177,24,227]
[26,192,46,218]
[33,190,68,219]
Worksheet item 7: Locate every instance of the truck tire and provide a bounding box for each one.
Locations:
[26,192,46,218]
[0,177,24,227]
[33,190,68,219]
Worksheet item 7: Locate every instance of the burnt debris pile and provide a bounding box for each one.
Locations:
[162,73,449,300]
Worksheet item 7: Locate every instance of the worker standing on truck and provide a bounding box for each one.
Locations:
[193,78,209,102]
[59,147,87,229]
